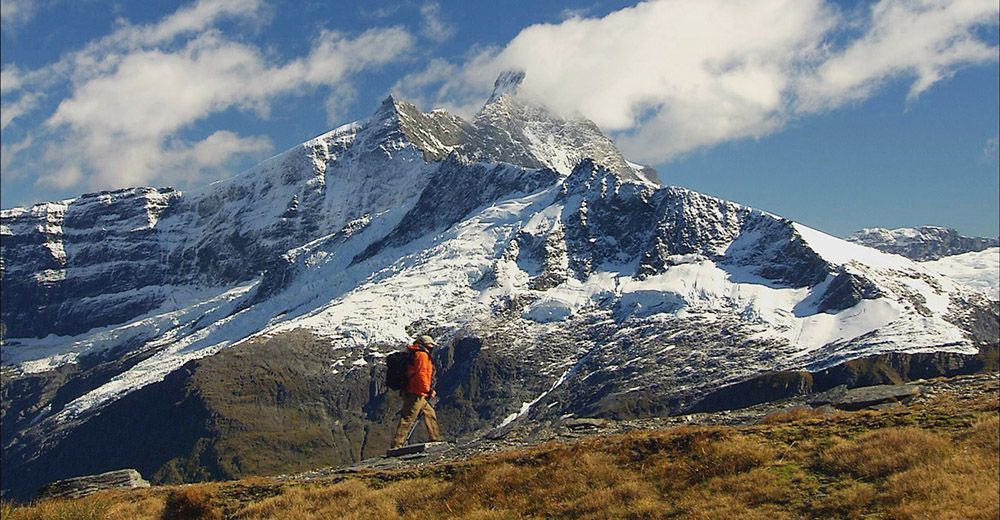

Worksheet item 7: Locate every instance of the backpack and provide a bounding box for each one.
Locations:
[385,350,414,391]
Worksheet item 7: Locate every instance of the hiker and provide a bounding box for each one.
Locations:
[391,335,444,449]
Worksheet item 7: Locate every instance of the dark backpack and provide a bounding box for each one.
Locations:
[385,350,414,391]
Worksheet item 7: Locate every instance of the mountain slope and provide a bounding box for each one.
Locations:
[2,74,996,500]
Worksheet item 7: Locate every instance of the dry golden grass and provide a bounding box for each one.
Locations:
[162,486,221,520]
[880,446,1000,520]
[2,495,113,520]
[239,477,450,520]
[758,406,833,424]
[7,382,998,520]
[812,481,877,519]
[819,427,952,479]
[103,491,166,520]
[966,414,1000,454]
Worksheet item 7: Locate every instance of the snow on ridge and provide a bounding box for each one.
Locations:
[794,223,911,270]
[922,247,1000,300]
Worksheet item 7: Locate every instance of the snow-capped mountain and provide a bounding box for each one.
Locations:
[2,73,996,500]
[848,226,998,261]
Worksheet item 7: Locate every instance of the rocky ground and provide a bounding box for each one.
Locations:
[278,372,999,479]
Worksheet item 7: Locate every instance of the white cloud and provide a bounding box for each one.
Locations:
[0,0,36,30]
[796,0,1000,111]
[1,65,24,93]
[0,91,38,130]
[419,2,454,43]
[402,0,999,164]
[0,135,31,173]
[3,0,413,192]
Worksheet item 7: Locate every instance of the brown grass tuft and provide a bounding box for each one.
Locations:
[3,496,113,520]
[819,427,951,480]
[678,433,775,483]
[966,413,999,455]
[882,453,999,520]
[162,487,221,520]
[812,481,877,519]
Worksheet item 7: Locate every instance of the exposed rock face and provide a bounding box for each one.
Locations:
[37,469,149,500]
[0,188,179,338]
[687,346,997,413]
[815,271,884,313]
[848,226,998,260]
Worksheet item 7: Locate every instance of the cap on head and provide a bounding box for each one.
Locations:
[416,335,437,347]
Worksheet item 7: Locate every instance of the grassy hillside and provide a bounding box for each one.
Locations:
[4,376,997,520]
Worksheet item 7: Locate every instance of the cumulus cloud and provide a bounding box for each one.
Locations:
[399,0,999,164]
[2,0,413,192]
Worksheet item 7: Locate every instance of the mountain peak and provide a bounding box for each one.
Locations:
[373,94,403,119]
[487,70,526,104]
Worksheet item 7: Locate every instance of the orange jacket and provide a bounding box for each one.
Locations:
[405,343,434,396]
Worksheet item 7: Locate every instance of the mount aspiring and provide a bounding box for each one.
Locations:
[1,72,996,500]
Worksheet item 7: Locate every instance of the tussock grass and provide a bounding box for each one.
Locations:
[819,427,952,479]
[6,383,997,519]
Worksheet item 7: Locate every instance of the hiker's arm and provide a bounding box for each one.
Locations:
[414,353,433,396]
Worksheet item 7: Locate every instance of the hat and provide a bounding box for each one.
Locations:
[416,335,437,347]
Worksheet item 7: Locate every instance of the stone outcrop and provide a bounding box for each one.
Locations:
[686,346,997,414]
[809,384,921,410]
[37,469,149,500]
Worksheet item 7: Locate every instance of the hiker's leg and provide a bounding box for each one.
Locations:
[421,400,443,442]
[392,393,420,448]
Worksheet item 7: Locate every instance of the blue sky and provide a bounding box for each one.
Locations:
[2,0,997,237]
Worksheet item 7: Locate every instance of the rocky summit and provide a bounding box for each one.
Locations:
[1,73,997,501]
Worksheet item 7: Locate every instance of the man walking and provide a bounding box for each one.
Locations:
[392,335,444,449]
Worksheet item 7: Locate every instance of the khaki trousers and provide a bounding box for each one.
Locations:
[392,392,442,448]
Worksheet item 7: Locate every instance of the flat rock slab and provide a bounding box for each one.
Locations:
[386,442,450,458]
[563,418,611,431]
[38,469,149,500]
[811,384,921,411]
